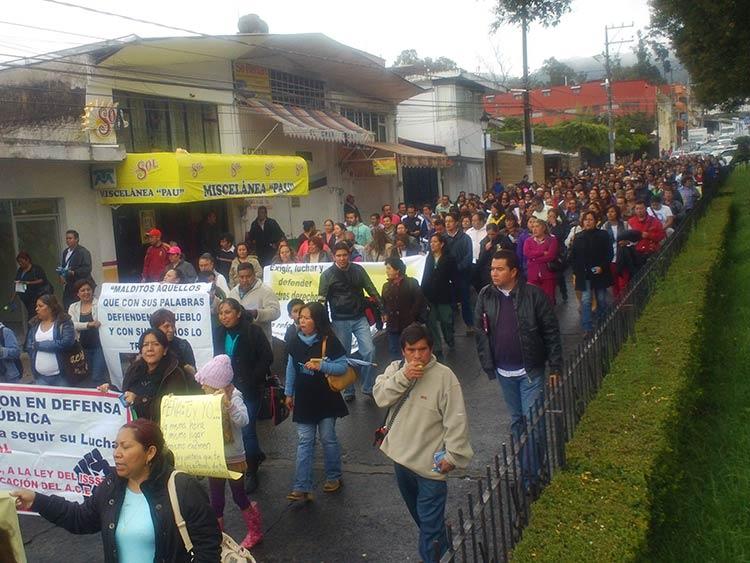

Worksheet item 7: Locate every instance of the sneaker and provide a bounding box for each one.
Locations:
[286,490,313,502]
[323,479,343,493]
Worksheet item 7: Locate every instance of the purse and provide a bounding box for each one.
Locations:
[57,322,88,383]
[167,471,256,563]
[257,375,289,425]
[321,337,358,393]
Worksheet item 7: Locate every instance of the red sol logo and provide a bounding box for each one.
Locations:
[135,158,158,180]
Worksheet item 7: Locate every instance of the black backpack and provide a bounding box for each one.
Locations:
[0,327,24,379]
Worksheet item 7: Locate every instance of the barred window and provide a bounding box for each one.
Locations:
[340,108,387,142]
[269,69,325,109]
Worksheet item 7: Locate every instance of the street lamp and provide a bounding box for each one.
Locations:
[480,111,491,132]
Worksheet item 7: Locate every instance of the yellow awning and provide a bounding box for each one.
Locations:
[92,152,308,205]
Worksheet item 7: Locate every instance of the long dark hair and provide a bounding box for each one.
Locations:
[301,301,335,339]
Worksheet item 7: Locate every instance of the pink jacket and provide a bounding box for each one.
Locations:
[523,235,559,281]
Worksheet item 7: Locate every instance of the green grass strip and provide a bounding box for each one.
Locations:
[643,170,750,562]
[510,171,738,562]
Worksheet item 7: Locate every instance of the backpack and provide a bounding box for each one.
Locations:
[0,327,24,379]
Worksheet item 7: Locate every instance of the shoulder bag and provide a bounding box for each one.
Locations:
[168,471,256,563]
[56,322,88,383]
[321,337,358,392]
[373,365,415,447]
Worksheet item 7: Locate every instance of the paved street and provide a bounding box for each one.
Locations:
[20,285,583,562]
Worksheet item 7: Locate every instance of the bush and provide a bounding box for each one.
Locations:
[510,182,733,562]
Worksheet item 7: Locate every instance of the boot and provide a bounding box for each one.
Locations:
[244,461,259,494]
[240,501,263,550]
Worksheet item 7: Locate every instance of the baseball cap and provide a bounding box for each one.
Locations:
[167,245,181,255]
[147,228,162,238]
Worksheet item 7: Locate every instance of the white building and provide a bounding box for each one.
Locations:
[396,70,504,201]
[0,26,449,330]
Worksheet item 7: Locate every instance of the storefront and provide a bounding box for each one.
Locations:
[93,151,309,281]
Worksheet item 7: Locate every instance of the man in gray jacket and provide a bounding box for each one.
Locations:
[228,262,280,344]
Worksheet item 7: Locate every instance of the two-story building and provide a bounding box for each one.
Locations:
[0,25,448,329]
[395,70,501,201]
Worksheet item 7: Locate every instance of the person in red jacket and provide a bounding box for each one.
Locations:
[142,228,171,282]
[627,200,666,258]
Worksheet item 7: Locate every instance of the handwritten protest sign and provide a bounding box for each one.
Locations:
[99,282,214,388]
[263,255,426,345]
[160,395,242,480]
[0,384,127,506]
[0,491,26,562]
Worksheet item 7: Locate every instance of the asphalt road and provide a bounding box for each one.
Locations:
[20,284,584,562]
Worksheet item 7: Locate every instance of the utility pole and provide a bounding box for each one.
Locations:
[522,15,534,182]
[604,23,633,165]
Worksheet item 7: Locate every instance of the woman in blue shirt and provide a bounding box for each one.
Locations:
[11,418,220,562]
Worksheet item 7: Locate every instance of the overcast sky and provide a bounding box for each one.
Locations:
[1,0,653,75]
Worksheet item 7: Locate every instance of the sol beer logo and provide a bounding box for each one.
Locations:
[135,158,158,180]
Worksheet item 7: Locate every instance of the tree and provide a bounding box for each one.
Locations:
[612,31,666,84]
[650,0,750,109]
[532,57,587,87]
[490,0,573,29]
[392,49,458,75]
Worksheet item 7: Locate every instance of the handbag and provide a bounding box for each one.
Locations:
[57,323,88,383]
[257,375,289,425]
[321,337,358,393]
[373,365,415,447]
[168,471,256,563]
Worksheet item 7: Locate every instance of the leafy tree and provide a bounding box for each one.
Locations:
[392,49,458,75]
[734,136,750,164]
[490,0,573,29]
[650,0,750,108]
[532,57,587,87]
[612,31,666,84]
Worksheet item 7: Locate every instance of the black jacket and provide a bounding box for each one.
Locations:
[421,252,456,305]
[60,244,93,298]
[318,262,382,321]
[121,353,198,422]
[568,228,613,291]
[32,456,221,563]
[246,218,284,265]
[214,318,273,397]
[474,282,563,378]
[382,275,427,333]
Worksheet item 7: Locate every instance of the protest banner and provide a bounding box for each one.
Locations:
[98,282,214,388]
[0,491,26,562]
[160,394,242,480]
[0,384,128,508]
[263,254,426,344]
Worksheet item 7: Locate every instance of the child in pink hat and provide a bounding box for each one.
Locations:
[194,354,263,549]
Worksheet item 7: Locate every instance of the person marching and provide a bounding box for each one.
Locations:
[194,354,264,550]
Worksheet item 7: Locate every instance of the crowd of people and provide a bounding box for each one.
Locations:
[2,154,719,562]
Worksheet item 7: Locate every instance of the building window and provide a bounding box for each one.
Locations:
[457,87,482,122]
[571,87,581,95]
[269,69,325,109]
[542,89,551,97]
[340,108,387,142]
[113,91,220,153]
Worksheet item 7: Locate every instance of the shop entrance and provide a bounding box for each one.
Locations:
[402,167,439,207]
[111,201,229,282]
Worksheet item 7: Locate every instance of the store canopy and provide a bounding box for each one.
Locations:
[239,97,374,144]
[91,151,308,205]
[340,141,452,175]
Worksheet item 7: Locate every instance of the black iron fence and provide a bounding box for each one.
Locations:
[434,169,726,563]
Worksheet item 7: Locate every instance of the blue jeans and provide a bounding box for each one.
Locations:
[84,347,110,386]
[241,391,263,460]
[387,332,402,361]
[580,281,609,332]
[332,316,375,397]
[456,272,474,327]
[394,463,449,562]
[293,417,342,492]
[496,367,546,488]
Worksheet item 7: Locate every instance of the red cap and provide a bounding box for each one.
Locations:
[147,228,162,238]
